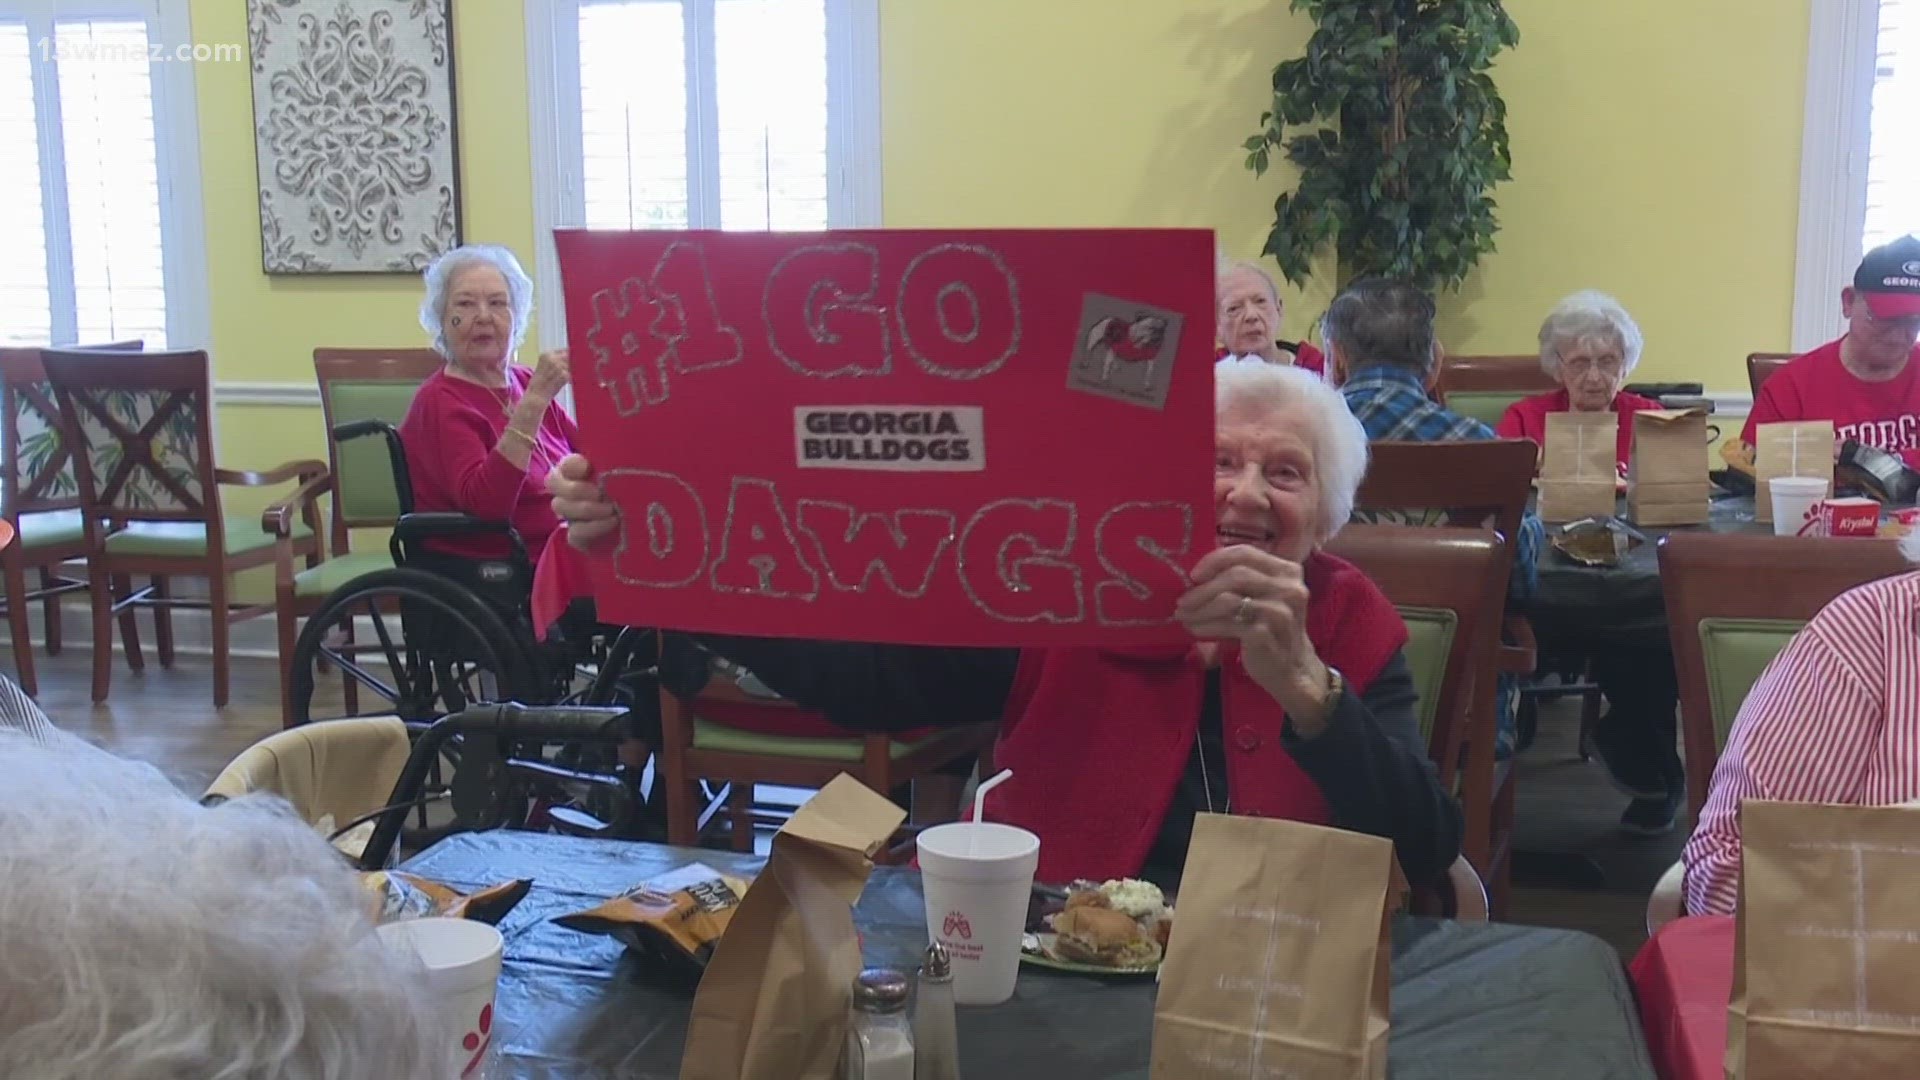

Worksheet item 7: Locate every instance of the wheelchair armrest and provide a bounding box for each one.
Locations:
[390,512,531,567]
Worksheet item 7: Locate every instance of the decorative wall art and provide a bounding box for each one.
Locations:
[247,0,462,274]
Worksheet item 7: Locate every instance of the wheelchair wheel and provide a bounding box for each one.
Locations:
[286,567,538,727]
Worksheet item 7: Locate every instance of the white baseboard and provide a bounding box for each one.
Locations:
[1,597,287,660]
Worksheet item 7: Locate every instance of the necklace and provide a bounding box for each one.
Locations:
[1197,733,1229,814]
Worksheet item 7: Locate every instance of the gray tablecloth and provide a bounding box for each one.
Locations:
[401,831,1655,1080]
[1527,494,1762,650]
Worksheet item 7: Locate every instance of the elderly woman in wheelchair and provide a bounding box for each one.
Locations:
[280,246,665,839]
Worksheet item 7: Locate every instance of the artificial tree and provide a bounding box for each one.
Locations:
[1245,0,1521,293]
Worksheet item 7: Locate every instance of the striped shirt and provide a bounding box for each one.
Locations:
[1682,570,1920,915]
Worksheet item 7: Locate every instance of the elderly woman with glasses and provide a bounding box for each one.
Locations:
[1496,291,1663,477]
[1499,291,1683,835]
[398,243,575,564]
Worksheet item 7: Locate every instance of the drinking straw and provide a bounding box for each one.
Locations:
[969,769,1013,854]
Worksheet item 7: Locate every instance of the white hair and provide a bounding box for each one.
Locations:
[1215,357,1369,542]
[1216,259,1282,306]
[418,243,536,359]
[0,728,455,1080]
[1538,290,1645,379]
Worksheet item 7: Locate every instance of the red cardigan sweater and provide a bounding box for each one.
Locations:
[980,551,1407,883]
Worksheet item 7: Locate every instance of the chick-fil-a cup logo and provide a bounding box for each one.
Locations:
[942,910,973,941]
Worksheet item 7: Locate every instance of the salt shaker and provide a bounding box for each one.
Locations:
[913,943,961,1080]
[843,968,915,1080]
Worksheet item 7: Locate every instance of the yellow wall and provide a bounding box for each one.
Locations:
[188,0,1812,580]
[876,0,1812,384]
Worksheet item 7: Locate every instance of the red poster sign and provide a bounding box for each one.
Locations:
[557,228,1214,646]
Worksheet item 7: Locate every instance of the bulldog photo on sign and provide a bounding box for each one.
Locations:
[1069,293,1185,410]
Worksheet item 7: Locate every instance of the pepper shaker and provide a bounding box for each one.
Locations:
[913,943,961,1080]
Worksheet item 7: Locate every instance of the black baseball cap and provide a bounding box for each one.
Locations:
[1853,235,1920,317]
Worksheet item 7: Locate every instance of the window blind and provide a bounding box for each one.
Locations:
[0,22,51,346]
[1864,0,1920,249]
[0,14,168,348]
[575,0,831,232]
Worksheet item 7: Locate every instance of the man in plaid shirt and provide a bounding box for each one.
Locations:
[1321,278,1543,759]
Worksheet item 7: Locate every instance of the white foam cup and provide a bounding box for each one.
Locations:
[916,821,1040,1006]
[1770,475,1830,537]
[377,917,505,1078]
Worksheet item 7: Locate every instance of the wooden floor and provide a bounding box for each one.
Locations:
[23,648,1681,961]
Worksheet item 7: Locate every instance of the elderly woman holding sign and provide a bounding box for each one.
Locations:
[548,359,1461,887]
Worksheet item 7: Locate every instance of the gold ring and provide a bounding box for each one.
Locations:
[1234,594,1256,624]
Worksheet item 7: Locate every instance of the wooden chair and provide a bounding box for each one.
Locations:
[1658,531,1909,816]
[1746,351,1795,398]
[42,348,328,707]
[272,348,443,723]
[1435,354,1558,428]
[655,662,998,859]
[1325,524,1514,915]
[0,341,143,694]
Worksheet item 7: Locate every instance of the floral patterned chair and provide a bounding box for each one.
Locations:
[0,342,144,694]
[42,347,328,707]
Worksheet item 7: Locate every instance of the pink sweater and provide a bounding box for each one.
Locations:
[397,366,578,563]
[1682,571,1920,914]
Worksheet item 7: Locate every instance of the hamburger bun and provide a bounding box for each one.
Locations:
[1051,906,1161,967]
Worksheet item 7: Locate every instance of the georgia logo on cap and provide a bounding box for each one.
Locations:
[1902,260,1920,276]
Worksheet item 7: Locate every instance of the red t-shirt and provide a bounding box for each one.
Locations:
[397,366,578,563]
[1741,337,1920,468]
[1495,387,1664,473]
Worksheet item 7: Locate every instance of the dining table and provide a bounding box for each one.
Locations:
[400,829,1658,1080]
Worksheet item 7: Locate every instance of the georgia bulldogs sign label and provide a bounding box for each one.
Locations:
[557,228,1213,646]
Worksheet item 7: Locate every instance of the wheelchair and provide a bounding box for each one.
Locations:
[283,420,663,843]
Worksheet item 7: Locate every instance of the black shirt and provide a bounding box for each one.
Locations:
[1139,654,1420,888]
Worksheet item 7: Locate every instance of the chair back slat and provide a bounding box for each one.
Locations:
[41,348,217,530]
[1658,531,1910,815]
[1325,524,1510,791]
[1436,354,1557,428]
[1746,351,1795,398]
[0,341,143,522]
[313,348,443,550]
[1353,439,1538,575]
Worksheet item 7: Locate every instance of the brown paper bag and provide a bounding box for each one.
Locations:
[1151,813,1392,1080]
[1537,410,1620,523]
[1727,801,1920,1080]
[1754,420,1835,524]
[1627,408,1710,526]
[680,775,907,1080]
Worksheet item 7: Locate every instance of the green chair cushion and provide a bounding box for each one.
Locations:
[1444,390,1531,429]
[1698,617,1806,752]
[104,519,314,559]
[16,509,84,550]
[1397,605,1458,744]
[691,717,929,763]
[294,550,395,597]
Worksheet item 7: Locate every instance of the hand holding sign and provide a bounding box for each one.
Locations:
[556,229,1214,646]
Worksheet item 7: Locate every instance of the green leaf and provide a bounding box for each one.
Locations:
[1237,0,1517,292]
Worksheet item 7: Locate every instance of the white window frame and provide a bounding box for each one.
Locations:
[524,0,882,350]
[0,0,209,350]
[1791,0,1883,353]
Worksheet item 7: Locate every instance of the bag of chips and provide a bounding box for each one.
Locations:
[360,870,533,926]
[552,863,753,985]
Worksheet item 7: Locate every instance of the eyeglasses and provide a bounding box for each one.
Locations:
[1856,307,1920,334]
[1560,354,1624,378]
